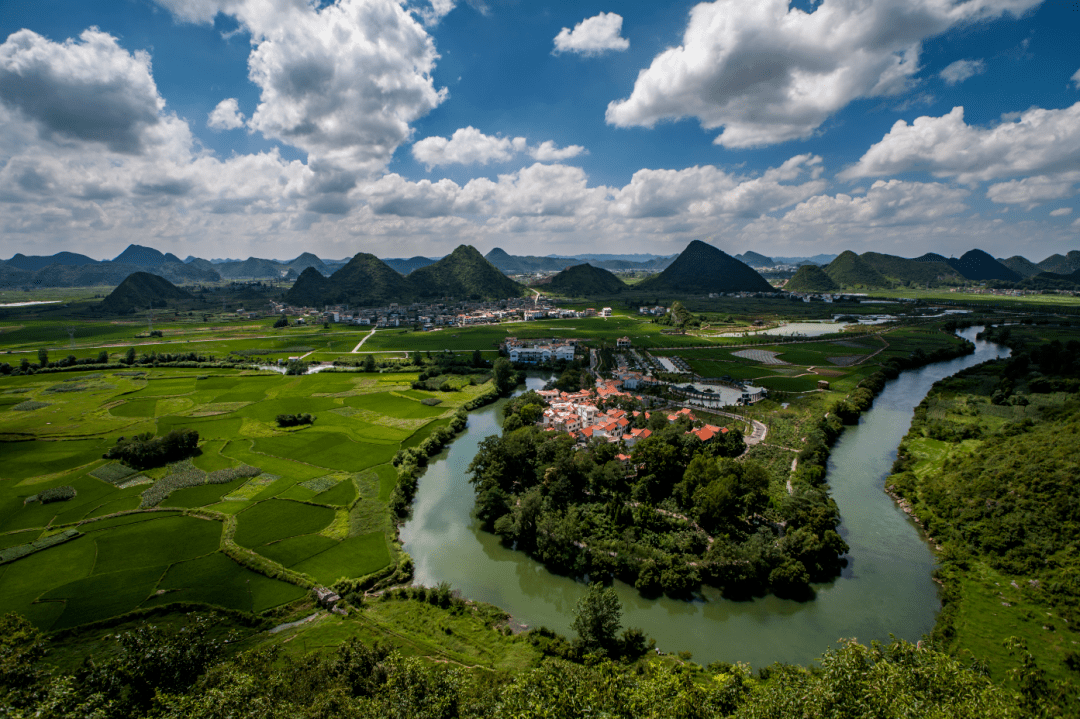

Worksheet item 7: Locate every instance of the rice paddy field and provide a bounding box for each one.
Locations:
[0,357,490,631]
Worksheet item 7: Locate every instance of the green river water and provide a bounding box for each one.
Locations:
[399,327,1008,667]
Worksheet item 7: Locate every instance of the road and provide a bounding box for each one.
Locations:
[351,328,376,353]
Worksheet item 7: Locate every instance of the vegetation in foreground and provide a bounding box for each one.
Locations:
[0,590,1054,719]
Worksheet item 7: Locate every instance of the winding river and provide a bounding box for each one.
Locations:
[400,327,1008,667]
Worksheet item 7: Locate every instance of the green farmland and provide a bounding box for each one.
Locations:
[0,364,490,630]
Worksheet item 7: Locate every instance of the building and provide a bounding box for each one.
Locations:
[616,336,631,349]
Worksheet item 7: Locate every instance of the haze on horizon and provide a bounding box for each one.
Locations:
[0,0,1077,263]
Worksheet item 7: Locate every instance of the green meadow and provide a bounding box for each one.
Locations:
[0,358,490,630]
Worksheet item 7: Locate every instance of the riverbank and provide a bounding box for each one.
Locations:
[400,328,1010,667]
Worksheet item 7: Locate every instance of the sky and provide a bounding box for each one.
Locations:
[1,0,1078,262]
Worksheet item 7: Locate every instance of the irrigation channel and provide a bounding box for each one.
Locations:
[399,327,1009,667]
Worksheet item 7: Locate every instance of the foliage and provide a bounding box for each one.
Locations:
[26,486,76,504]
[571,583,623,655]
[545,263,627,296]
[273,314,288,328]
[142,461,260,508]
[105,429,200,470]
[492,357,516,395]
[0,612,1033,719]
[276,413,315,427]
[284,359,307,375]
[469,415,846,599]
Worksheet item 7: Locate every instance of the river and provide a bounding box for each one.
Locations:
[399,327,1008,667]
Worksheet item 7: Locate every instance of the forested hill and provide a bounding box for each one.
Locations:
[542,263,627,295]
[99,272,193,314]
[635,240,774,293]
[887,325,1080,702]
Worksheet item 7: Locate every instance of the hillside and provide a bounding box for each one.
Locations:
[1038,250,1080,275]
[99,272,192,314]
[485,248,580,275]
[286,253,327,275]
[859,252,962,287]
[784,264,839,292]
[411,245,524,299]
[543,263,626,296]
[824,251,891,288]
[112,244,173,267]
[946,249,1020,282]
[998,255,1042,277]
[216,257,284,279]
[635,240,774,294]
[285,253,416,307]
[735,251,774,267]
[5,252,99,271]
[383,256,436,275]
[913,252,950,264]
[0,261,218,289]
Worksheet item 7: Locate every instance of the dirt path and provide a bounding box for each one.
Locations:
[351,328,376,353]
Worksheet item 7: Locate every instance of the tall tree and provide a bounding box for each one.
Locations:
[571,582,622,655]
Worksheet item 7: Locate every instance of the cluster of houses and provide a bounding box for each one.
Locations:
[534,386,729,449]
[783,292,864,303]
[504,338,577,364]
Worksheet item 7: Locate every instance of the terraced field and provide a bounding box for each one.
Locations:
[0,366,488,630]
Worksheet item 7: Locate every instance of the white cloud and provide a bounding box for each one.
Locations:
[780,180,970,227]
[155,0,446,176]
[605,0,1041,148]
[529,140,586,162]
[553,12,629,56]
[985,172,1080,207]
[207,98,246,130]
[0,28,166,154]
[841,103,1080,184]
[939,58,985,85]
[411,127,585,168]
[1050,207,1072,216]
[418,0,456,26]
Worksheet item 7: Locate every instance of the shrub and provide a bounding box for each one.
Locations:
[11,401,49,411]
[35,486,76,504]
[104,429,200,470]
[420,398,442,406]
[90,462,140,485]
[276,413,315,427]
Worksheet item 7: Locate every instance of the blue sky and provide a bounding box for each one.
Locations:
[1,0,1077,262]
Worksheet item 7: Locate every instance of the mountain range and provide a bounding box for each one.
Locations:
[2,243,1076,294]
[285,245,524,307]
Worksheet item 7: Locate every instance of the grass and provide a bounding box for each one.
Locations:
[44,565,167,630]
[91,514,221,573]
[313,478,357,506]
[234,499,335,548]
[0,439,108,481]
[251,432,398,472]
[148,551,306,613]
[290,532,390,584]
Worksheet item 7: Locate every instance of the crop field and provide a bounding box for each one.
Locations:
[0,341,481,630]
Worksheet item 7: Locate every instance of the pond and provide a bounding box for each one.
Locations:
[400,327,1008,667]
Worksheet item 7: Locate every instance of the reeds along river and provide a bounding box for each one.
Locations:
[399,327,1009,667]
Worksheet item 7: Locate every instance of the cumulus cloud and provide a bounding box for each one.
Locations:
[0,28,166,154]
[1073,67,1080,88]
[156,0,446,175]
[780,180,970,227]
[841,103,1080,184]
[1050,207,1072,216]
[411,127,585,168]
[939,58,985,85]
[367,154,824,223]
[985,172,1080,207]
[553,12,629,56]
[207,98,246,130]
[605,0,1041,148]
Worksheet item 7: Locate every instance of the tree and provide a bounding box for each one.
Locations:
[285,359,308,376]
[363,354,376,372]
[472,349,483,367]
[412,351,423,366]
[124,347,136,365]
[273,315,288,328]
[493,357,515,395]
[96,350,109,364]
[571,582,622,655]
[37,348,48,366]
